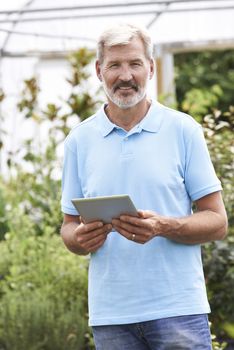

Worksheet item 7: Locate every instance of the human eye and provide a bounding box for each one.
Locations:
[131,61,142,67]
[108,62,119,69]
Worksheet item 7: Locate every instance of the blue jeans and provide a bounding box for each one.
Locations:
[92,314,212,350]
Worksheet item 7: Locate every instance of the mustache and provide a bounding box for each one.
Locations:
[113,80,138,92]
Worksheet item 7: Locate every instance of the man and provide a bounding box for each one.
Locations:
[61,23,228,350]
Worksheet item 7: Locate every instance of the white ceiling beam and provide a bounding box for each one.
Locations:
[0,5,233,24]
[0,0,233,15]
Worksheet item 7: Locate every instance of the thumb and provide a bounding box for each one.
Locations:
[137,210,155,219]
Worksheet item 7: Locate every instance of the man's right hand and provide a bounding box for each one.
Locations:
[74,220,112,254]
[61,214,112,255]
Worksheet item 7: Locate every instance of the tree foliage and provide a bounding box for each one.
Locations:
[174,50,234,121]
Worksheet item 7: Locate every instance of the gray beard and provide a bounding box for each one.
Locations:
[102,83,147,109]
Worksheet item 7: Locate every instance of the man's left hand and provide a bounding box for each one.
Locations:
[112,210,164,244]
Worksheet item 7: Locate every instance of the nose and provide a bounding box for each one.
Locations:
[118,64,133,81]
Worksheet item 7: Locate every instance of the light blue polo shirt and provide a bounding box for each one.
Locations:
[61,101,222,326]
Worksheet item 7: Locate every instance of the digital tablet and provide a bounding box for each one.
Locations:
[71,194,138,224]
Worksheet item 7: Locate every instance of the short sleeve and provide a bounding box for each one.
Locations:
[184,126,222,201]
[61,137,83,215]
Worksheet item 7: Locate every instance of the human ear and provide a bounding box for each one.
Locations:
[149,59,155,80]
[95,60,102,81]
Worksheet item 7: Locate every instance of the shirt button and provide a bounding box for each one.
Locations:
[125,137,128,141]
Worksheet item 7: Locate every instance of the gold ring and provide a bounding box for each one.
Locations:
[132,234,136,241]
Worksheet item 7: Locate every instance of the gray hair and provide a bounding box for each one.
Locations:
[97,23,153,63]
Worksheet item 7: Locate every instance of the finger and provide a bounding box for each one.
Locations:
[87,224,113,251]
[112,218,130,233]
[77,224,112,244]
[114,225,146,244]
[137,210,155,219]
[113,218,155,244]
[137,210,145,218]
[119,215,149,229]
[112,218,142,234]
[112,220,141,240]
[83,220,104,232]
[86,235,108,252]
[75,221,104,237]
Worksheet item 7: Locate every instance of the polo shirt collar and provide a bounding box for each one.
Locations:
[97,100,164,137]
[97,104,116,137]
[139,100,163,133]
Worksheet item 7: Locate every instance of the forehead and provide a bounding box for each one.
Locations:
[102,37,147,63]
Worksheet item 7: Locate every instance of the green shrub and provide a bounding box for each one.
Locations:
[0,210,92,350]
[202,107,234,347]
[204,237,234,345]
[0,290,88,350]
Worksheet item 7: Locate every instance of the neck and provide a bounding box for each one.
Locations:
[105,98,151,131]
